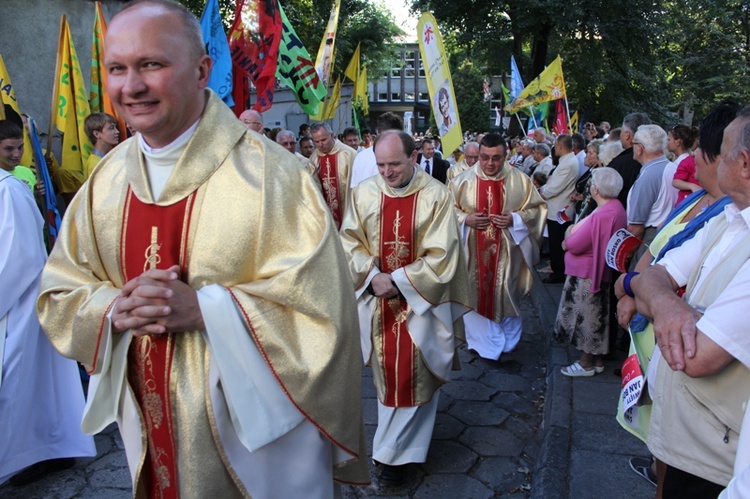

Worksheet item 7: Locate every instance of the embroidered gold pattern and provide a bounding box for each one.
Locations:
[384,210,409,270]
[134,336,171,494]
[485,186,496,241]
[144,226,162,271]
[321,157,339,212]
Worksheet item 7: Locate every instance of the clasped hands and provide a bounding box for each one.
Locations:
[112,264,205,336]
[466,211,513,231]
[371,272,400,299]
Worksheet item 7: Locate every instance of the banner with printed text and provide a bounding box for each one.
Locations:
[417,12,462,156]
[53,16,93,175]
[276,2,326,115]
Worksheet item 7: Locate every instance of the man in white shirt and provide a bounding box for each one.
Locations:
[629,108,750,497]
[539,134,578,283]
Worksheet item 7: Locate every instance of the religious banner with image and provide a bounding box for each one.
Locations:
[417,12,462,157]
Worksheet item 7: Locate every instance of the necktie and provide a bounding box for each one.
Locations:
[424,159,431,175]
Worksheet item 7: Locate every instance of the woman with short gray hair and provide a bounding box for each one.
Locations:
[554,167,627,376]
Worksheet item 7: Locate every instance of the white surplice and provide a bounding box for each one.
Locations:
[0,171,95,484]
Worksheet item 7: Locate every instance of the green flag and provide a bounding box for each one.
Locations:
[276,4,326,115]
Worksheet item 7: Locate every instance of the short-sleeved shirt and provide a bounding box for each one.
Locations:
[626,155,669,226]
[10,165,36,193]
[658,203,750,367]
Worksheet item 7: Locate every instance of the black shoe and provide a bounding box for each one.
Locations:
[378,464,407,486]
[629,457,657,486]
[10,458,76,486]
[542,274,565,284]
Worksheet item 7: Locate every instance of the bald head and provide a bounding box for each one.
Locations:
[464,142,480,166]
[115,0,205,61]
[240,109,263,133]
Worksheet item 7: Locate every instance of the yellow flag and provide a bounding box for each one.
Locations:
[504,55,566,114]
[356,66,368,115]
[0,54,36,168]
[52,16,93,176]
[90,2,127,138]
[570,110,579,134]
[344,43,360,83]
[314,0,341,85]
[417,13,462,156]
[323,78,341,120]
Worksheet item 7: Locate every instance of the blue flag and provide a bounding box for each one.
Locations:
[200,0,234,106]
[28,117,62,248]
[510,56,524,102]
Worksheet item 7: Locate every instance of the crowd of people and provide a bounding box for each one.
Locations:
[2,0,750,497]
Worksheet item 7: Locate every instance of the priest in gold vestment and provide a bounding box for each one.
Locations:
[36,2,368,497]
[445,141,479,183]
[340,131,471,485]
[310,122,357,229]
[449,133,547,360]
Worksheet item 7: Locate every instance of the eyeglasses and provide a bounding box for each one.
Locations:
[243,121,263,126]
[632,141,643,147]
[479,153,505,162]
[465,155,479,160]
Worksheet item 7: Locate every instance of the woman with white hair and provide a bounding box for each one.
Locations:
[554,167,627,376]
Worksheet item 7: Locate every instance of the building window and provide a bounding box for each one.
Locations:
[378,92,388,102]
[404,51,416,78]
[391,92,401,101]
[418,92,429,102]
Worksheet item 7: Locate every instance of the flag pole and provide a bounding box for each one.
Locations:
[47,15,66,156]
[564,96,572,133]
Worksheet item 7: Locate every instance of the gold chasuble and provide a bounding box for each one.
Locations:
[38,91,369,497]
[310,139,356,229]
[449,163,546,321]
[445,159,471,183]
[341,169,471,407]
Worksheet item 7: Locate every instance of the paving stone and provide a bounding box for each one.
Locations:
[1,471,87,499]
[437,392,454,412]
[474,457,526,492]
[448,401,510,426]
[361,376,378,399]
[363,397,378,425]
[459,426,525,457]
[113,430,125,450]
[572,379,620,416]
[569,449,654,499]
[414,474,493,499]
[80,488,132,499]
[84,450,129,473]
[480,372,533,393]
[571,412,649,456]
[450,361,484,381]
[441,380,497,401]
[491,392,538,417]
[432,412,466,440]
[94,432,114,455]
[88,466,131,488]
[422,441,478,473]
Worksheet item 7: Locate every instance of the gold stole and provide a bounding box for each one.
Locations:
[320,154,343,229]
[378,192,419,407]
[121,187,196,499]
[475,177,504,319]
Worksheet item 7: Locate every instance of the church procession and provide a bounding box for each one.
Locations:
[2,0,750,498]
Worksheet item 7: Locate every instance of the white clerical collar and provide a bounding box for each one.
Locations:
[138,119,200,199]
[138,119,200,156]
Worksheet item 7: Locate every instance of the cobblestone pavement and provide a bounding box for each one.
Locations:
[1,297,547,498]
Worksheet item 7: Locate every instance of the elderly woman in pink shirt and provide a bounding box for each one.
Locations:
[554,167,627,376]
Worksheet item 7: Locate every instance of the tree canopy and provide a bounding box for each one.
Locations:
[410,0,750,126]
